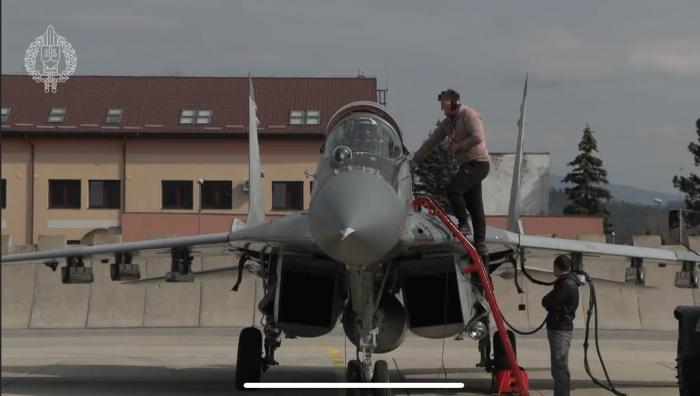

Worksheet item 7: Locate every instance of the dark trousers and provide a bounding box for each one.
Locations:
[547,329,573,396]
[446,161,490,242]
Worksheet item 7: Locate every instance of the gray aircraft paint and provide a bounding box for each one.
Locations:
[246,75,265,228]
[507,74,527,234]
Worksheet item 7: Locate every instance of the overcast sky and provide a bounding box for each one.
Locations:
[2,0,698,195]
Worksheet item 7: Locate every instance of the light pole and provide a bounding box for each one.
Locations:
[653,198,663,241]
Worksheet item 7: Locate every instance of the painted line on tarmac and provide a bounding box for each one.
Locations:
[324,346,346,396]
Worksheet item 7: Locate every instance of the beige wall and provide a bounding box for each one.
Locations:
[1,139,31,245]
[1,136,321,246]
[33,139,123,242]
[125,138,319,214]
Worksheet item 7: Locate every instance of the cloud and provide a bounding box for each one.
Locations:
[518,28,620,82]
[627,39,700,76]
[62,13,178,31]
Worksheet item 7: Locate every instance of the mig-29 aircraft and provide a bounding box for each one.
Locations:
[2,77,698,394]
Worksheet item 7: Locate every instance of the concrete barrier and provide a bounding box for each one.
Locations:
[1,245,36,329]
[582,283,643,330]
[632,235,662,248]
[85,235,147,328]
[637,261,695,330]
[575,256,643,330]
[1,234,10,255]
[492,275,530,330]
[142,234,202,327]
[687,236,700,252]
[29,235,91,328]
[2,233,696,330]
[577,234,606,243]
[682,237,700,306]
[198,255,260,327]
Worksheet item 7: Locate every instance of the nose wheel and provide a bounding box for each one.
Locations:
[345,359,390,396]
[372,360,390,396]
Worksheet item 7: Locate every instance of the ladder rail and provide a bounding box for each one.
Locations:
[413,196,529,396]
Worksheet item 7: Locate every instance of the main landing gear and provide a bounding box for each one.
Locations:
[235,327,262,390]
[235,322,282,391]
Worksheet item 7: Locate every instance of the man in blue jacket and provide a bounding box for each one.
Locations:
[542,255,582,396]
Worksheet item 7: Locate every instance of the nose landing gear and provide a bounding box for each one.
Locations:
[345,358,390,396]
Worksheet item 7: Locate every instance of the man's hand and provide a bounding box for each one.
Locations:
[448,142,460,153]
[409,160,418,170]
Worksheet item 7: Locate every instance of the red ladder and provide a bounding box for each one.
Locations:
[413,197,530,396]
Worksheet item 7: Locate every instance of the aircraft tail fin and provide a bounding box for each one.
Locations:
[246,74,265,227]
[507,74,527,234]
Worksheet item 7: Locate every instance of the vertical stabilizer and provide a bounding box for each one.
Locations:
[507,74,528,234]
[247,75,265,227]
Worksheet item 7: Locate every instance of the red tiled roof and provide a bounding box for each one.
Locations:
[0,75,377,135]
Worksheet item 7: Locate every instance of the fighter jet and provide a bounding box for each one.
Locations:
[2,77,699,393]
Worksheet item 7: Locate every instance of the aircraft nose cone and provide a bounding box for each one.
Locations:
[309,171,403,268]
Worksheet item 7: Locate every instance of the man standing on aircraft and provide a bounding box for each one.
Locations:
[410,89,491,257]
[542,254,582,396]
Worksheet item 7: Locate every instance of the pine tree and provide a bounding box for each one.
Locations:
[562,124,613,233]
[413,125,458,215]
[672,118,700,226]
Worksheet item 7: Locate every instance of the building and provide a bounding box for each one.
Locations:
[1,74,602,249]
[1,74,379,245]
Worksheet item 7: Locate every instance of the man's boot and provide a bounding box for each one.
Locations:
[475,241,489,266]
[458,221,472,238]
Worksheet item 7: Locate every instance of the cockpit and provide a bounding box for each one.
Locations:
[323,113,404,163]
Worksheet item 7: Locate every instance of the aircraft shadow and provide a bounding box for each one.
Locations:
[1,363,678,395]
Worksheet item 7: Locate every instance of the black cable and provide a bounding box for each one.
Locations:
[503,314,547,336]
[513,254,556,287]
[507,258,627,396]
[580,271,626,396]
[500,256,549,335]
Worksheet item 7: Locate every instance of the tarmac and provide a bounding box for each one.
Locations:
[1,327,680,396]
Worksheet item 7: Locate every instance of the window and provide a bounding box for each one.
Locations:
[105,108,122,123]
[272,181,303,210]
[180,109,212,125]
[89,180,120,209]
[1,107,9,123]
[162,180,193,209]
[324,112,403,160]
[201,180,232,209]
[180,109,195,124]
[48,107,65,123]
[1,179,5,208]
[305,110,320,125]
[289,110,304,125]
[196,109,212,124]
[289,110,321,125]
[49,180,81,209]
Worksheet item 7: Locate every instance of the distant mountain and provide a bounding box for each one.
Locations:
[549,174,681,206]
[549,188,677,244]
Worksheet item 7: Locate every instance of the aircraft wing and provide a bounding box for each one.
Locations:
[1,212,318,265]
[485,226,700,265]
[0,232,232,264]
